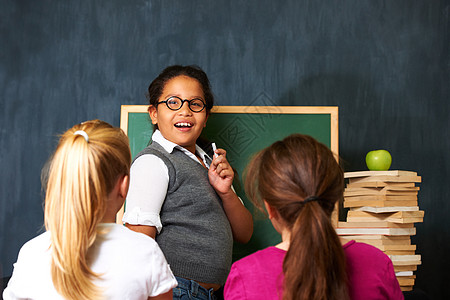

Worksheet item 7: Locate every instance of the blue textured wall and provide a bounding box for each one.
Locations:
[1,1,448,298]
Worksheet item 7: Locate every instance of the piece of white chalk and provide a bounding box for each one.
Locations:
[211,142,218,158]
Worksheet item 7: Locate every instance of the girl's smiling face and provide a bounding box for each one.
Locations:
[148,75,208,153]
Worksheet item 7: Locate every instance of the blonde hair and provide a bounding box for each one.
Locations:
[43,120,131,300]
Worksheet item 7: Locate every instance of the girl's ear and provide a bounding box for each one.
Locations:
[264,200,279,220]
[104,175,130,222]
[148,105,158,125]
[118,175,129,199]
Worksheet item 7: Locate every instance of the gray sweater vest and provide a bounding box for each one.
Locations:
[133,142,233,285]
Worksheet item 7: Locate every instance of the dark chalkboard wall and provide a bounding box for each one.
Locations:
[1,1,448,298]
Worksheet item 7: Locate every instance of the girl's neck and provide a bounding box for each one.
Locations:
[185,144,196,155]
[275,229,291,250]
[101,214,117,223]
[275,240,290,251]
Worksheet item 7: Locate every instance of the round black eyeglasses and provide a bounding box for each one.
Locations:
[156,96,206,113]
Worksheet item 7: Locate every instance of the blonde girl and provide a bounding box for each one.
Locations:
[4,120,177,300]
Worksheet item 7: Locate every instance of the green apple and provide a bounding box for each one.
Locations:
[366,150,392,171]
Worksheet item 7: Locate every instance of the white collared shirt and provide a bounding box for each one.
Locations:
[3,224,177,299]
[122,130,214,233]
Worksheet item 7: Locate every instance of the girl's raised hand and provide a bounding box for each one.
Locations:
[208,147,254,243]
[208,148,234,195]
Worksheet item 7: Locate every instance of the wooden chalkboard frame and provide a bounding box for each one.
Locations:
[117,105,340,240]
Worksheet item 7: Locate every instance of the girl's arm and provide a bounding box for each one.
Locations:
[123,155,168,239]
[208,148,253,243]
[126,224,157,239]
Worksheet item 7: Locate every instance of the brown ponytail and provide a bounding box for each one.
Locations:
[245,134,349,300]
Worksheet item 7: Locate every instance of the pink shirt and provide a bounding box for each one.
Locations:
[224,240,404,300]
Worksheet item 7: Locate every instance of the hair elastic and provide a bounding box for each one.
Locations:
[73,130,89,142]
[303,196,320,204]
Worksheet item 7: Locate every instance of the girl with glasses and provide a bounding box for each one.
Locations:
[122,65,253,300]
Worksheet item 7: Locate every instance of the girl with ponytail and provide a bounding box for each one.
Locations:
[224,134,403,300]
[4,120,177,300]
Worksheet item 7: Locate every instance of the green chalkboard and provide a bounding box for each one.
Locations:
[119,105,339,260]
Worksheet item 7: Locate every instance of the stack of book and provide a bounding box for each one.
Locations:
[336,170,423,292]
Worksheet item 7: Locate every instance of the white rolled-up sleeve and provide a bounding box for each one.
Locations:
[122,154,169,233]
